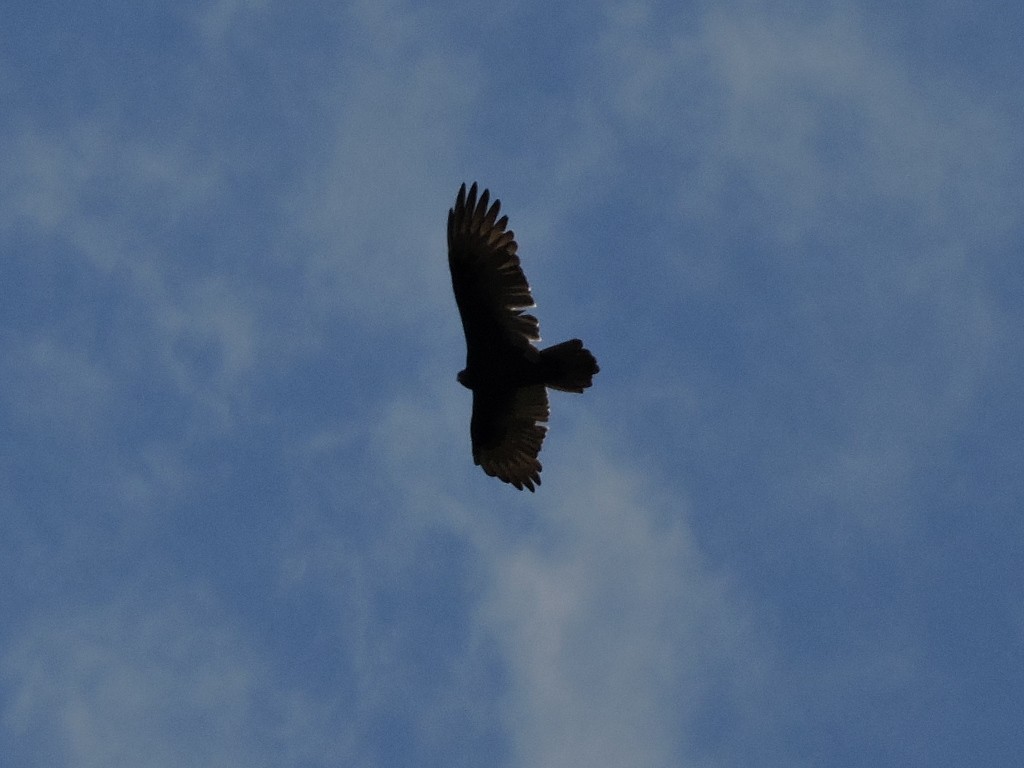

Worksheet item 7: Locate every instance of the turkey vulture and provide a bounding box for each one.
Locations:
[448,182,599,491]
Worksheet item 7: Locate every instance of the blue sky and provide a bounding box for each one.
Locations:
[2,1,1022,766]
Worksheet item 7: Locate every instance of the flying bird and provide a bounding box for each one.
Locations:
[447,182,599,491]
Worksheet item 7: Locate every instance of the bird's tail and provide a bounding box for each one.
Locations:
[540,339,599,393]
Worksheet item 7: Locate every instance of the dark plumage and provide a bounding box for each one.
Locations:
[447,182,599,491]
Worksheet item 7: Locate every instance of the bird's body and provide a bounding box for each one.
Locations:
[447,182,599,491]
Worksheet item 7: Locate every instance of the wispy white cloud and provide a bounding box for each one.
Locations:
[562,3,1018,541]
[1,117,277,434]
[292,21,482,337]
[2,586,332,768]
[476,422,772,768]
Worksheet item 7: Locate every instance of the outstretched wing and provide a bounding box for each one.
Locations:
[447,182,540,361]
[470,385,550,492]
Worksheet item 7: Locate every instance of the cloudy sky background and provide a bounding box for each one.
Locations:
[3,1,1022,765]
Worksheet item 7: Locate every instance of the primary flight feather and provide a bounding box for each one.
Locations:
[447,182,599,491]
